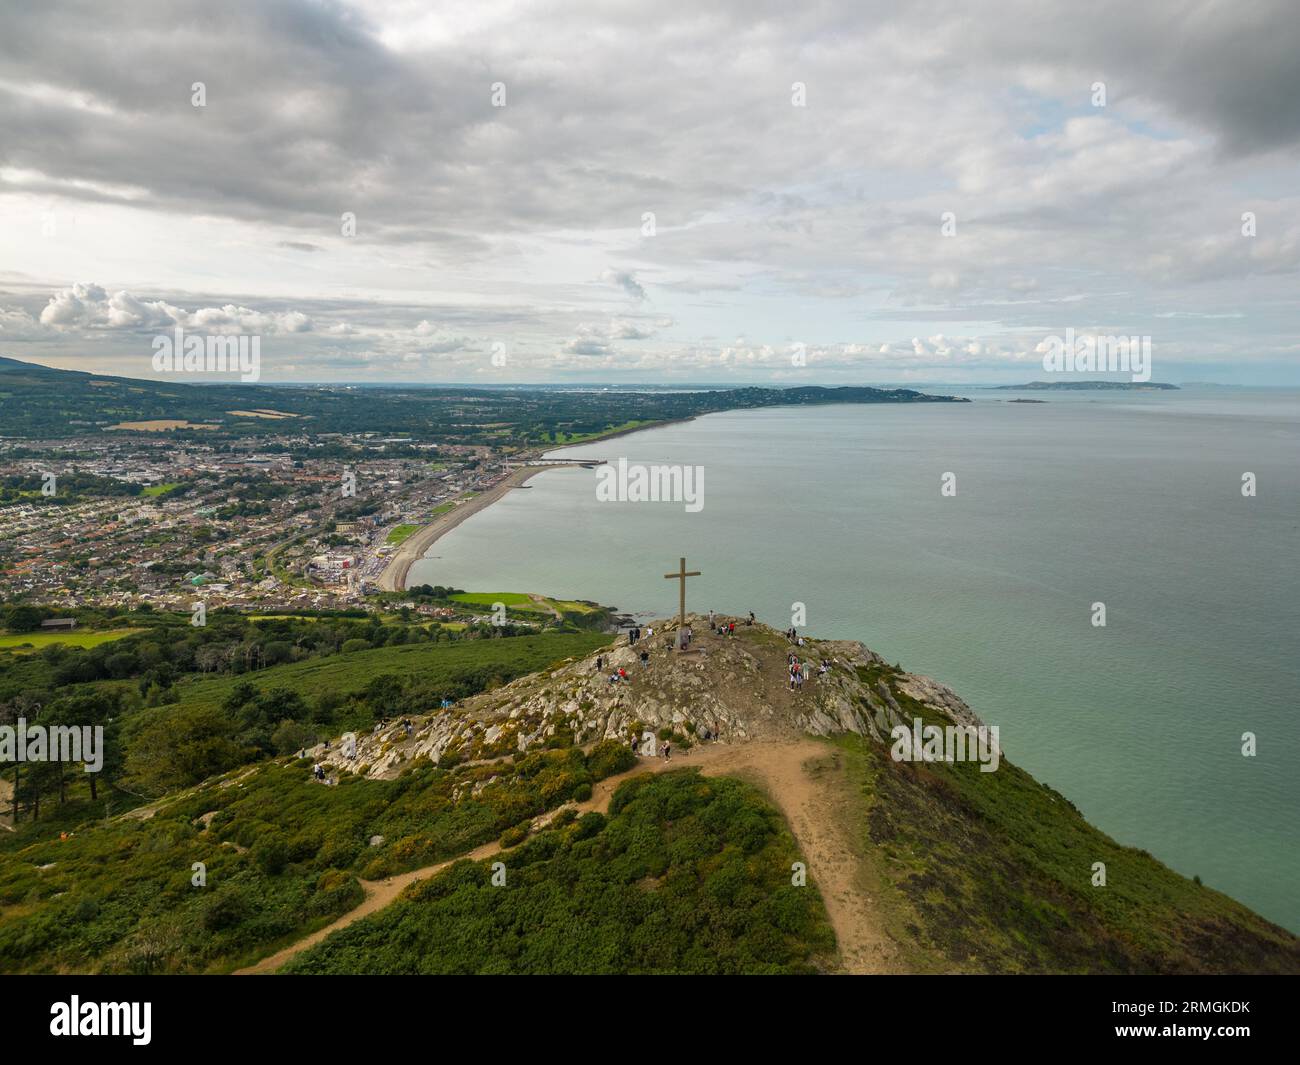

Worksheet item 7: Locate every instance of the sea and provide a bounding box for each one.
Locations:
[409,386,1300,931]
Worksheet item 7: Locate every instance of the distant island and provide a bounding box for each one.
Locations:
[991,381,1179,391]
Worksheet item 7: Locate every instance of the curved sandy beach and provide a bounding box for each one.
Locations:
[378,465,575,592]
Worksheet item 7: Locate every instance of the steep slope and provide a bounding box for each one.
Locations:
[304,616,1298,975]
[2,616,1295,974]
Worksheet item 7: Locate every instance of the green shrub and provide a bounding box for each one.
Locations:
[586,738,636,780]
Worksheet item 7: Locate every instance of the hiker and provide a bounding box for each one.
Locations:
[631,734,639,754]
[609,672,619,684]
[728,621,735,635]
[596,655,604,672]
[708,609,714,627]
[640,650,650,667]
[618,666,628,683]
[646,625,654,639]
[662,738,671,760]
[747,612,755,625]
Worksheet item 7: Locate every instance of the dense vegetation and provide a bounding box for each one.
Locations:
[284,770,835,975]
[0,355,966,443]
[0,741,638,974]
[1,618,611,823]
[843,663,1300,975]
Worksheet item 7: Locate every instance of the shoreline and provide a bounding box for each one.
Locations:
[379,416,691,593]
[378,465,576,592]
[377,397,960,594]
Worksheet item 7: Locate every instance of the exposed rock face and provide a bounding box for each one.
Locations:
[312,616,986,781]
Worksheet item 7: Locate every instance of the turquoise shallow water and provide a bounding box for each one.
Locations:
[410,388,1300,931]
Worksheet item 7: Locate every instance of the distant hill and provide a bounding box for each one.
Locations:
[991,380,1179,391]
[0,354,968,442]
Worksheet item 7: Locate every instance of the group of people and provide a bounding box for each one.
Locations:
[705,610,756,632]
[787,653,807,691]
[786,649,834,691]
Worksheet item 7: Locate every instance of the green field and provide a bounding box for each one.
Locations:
[385,524,419,545]
[0,628,144,652]
[140,482,181,497]
[450,592,537,609]
[168,631,612,713]
[542,419,655,444]
[548,599,602,615]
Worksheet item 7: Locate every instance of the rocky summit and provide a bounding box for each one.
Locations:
[312,616,982,780]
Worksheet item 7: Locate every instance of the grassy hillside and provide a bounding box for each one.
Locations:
[283,770,836,975]
[0,741,639,974]
[841,664,1300,974]
[169,630,612,714]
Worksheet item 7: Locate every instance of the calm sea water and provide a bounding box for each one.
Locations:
[411,387,1300,931]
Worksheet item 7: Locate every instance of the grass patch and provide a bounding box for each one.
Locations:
[167,631,611,715]
[0,628,144,653]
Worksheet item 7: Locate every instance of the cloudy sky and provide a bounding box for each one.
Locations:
[2,0,1299,384]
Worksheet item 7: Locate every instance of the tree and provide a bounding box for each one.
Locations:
[3,605,44,632]
[123,705,249,796]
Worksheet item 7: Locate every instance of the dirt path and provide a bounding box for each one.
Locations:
[237,739,898,975]
[0,775,13,830]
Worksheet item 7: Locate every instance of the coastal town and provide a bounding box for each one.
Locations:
[0,427,528,613]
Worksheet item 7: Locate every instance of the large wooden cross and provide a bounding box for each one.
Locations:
[664,557,700,650]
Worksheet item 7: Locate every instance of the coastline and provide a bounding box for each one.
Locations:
[379,416,691,593]
[379,400,945,595]
[378,465,571,592]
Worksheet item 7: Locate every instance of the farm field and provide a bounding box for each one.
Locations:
[0,628,145,652]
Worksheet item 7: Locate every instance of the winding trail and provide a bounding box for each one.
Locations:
[236,738,899,975]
